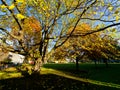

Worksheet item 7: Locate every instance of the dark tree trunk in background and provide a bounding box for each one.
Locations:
[104,59,108,68]
[76,56,79,71]
[75,54,85,71]
[94,60,97,68]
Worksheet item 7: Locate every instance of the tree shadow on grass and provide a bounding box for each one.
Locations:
[43,64,120,84]
[0,74,117,90]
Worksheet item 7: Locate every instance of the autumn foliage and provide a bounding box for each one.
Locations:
[54,23,120,63]
[67,23,92,35]
[22,16,41,32]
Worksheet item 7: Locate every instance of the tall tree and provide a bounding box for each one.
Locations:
[54,23,120,69]
[0,0,120,75]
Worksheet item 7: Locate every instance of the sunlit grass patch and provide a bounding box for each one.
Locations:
[44,63,120,84]
[0,67,22,80]
[0,71,21,79]
[4,67,17,72]
[41,67,120,89]
[43,63,120,89]
[0,65,120,90]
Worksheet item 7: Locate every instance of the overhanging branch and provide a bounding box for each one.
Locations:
[54,0,97,48]
[53,22,120,49]
[1,0,22,30]
[0,28,21,40]
[81,18,116,22]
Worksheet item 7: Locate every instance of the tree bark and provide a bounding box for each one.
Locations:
[94,60,97,68]
[104,59,108,68]
[76,56,79,71]
[34,58,42,72]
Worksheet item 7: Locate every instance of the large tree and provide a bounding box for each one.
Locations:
[54,23,120,69]
[0,0,120,75]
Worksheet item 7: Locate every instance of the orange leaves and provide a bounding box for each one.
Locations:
[68,23,91,35]
[23,16,41,32]
[10,16,42,42]
[28,17,41,32]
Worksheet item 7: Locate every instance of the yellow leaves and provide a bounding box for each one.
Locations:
[110,32,116,37]
[115,16,119,22]
[0,5,7,12]
[114,10,119,14]
[108,6,113,11]
[51,11,54,14]
[9,4,15,10]
[64,41,70,47]
[62,0,79,8]
[54,36,57,39]
[16,14,25,20]
[45,13,50,17]
[16,0,24,3]
[42,5,49,11]
[93,12,97,15]
[101,0,105,6]
[68,23,91,35]
[0,5,7,9]
[100,12,104,16]
[71,1,79,7]
[45,40,47,43]
[111,28,116,32]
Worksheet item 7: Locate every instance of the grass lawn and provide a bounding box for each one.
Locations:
[43,63,120,87]
[0,63,120,90]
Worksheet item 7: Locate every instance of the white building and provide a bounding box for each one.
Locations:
[8,52,25,64]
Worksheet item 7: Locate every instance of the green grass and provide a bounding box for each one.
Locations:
[0,63,120,90]
[0,67,21,80]
[43,63,120,84]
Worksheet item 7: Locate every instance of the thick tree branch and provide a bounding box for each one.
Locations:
[51,22,120,49]
[13,0,22,13]
[79,22,120,37]
[54,0,97,48]
[0,28,21,40]
[81,18,116,22]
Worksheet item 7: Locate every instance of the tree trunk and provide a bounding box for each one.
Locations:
[76,56,79,71]
[76,60,79,71]
[34,58,42,72]
[30,39,48,76]
[105,59,108,68]
[94,60,97,68]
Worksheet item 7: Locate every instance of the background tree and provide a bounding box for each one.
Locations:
[0,0,120,75]
[54,23,120,69]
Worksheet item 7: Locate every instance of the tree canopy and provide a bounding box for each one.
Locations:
[54,23,120,63]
